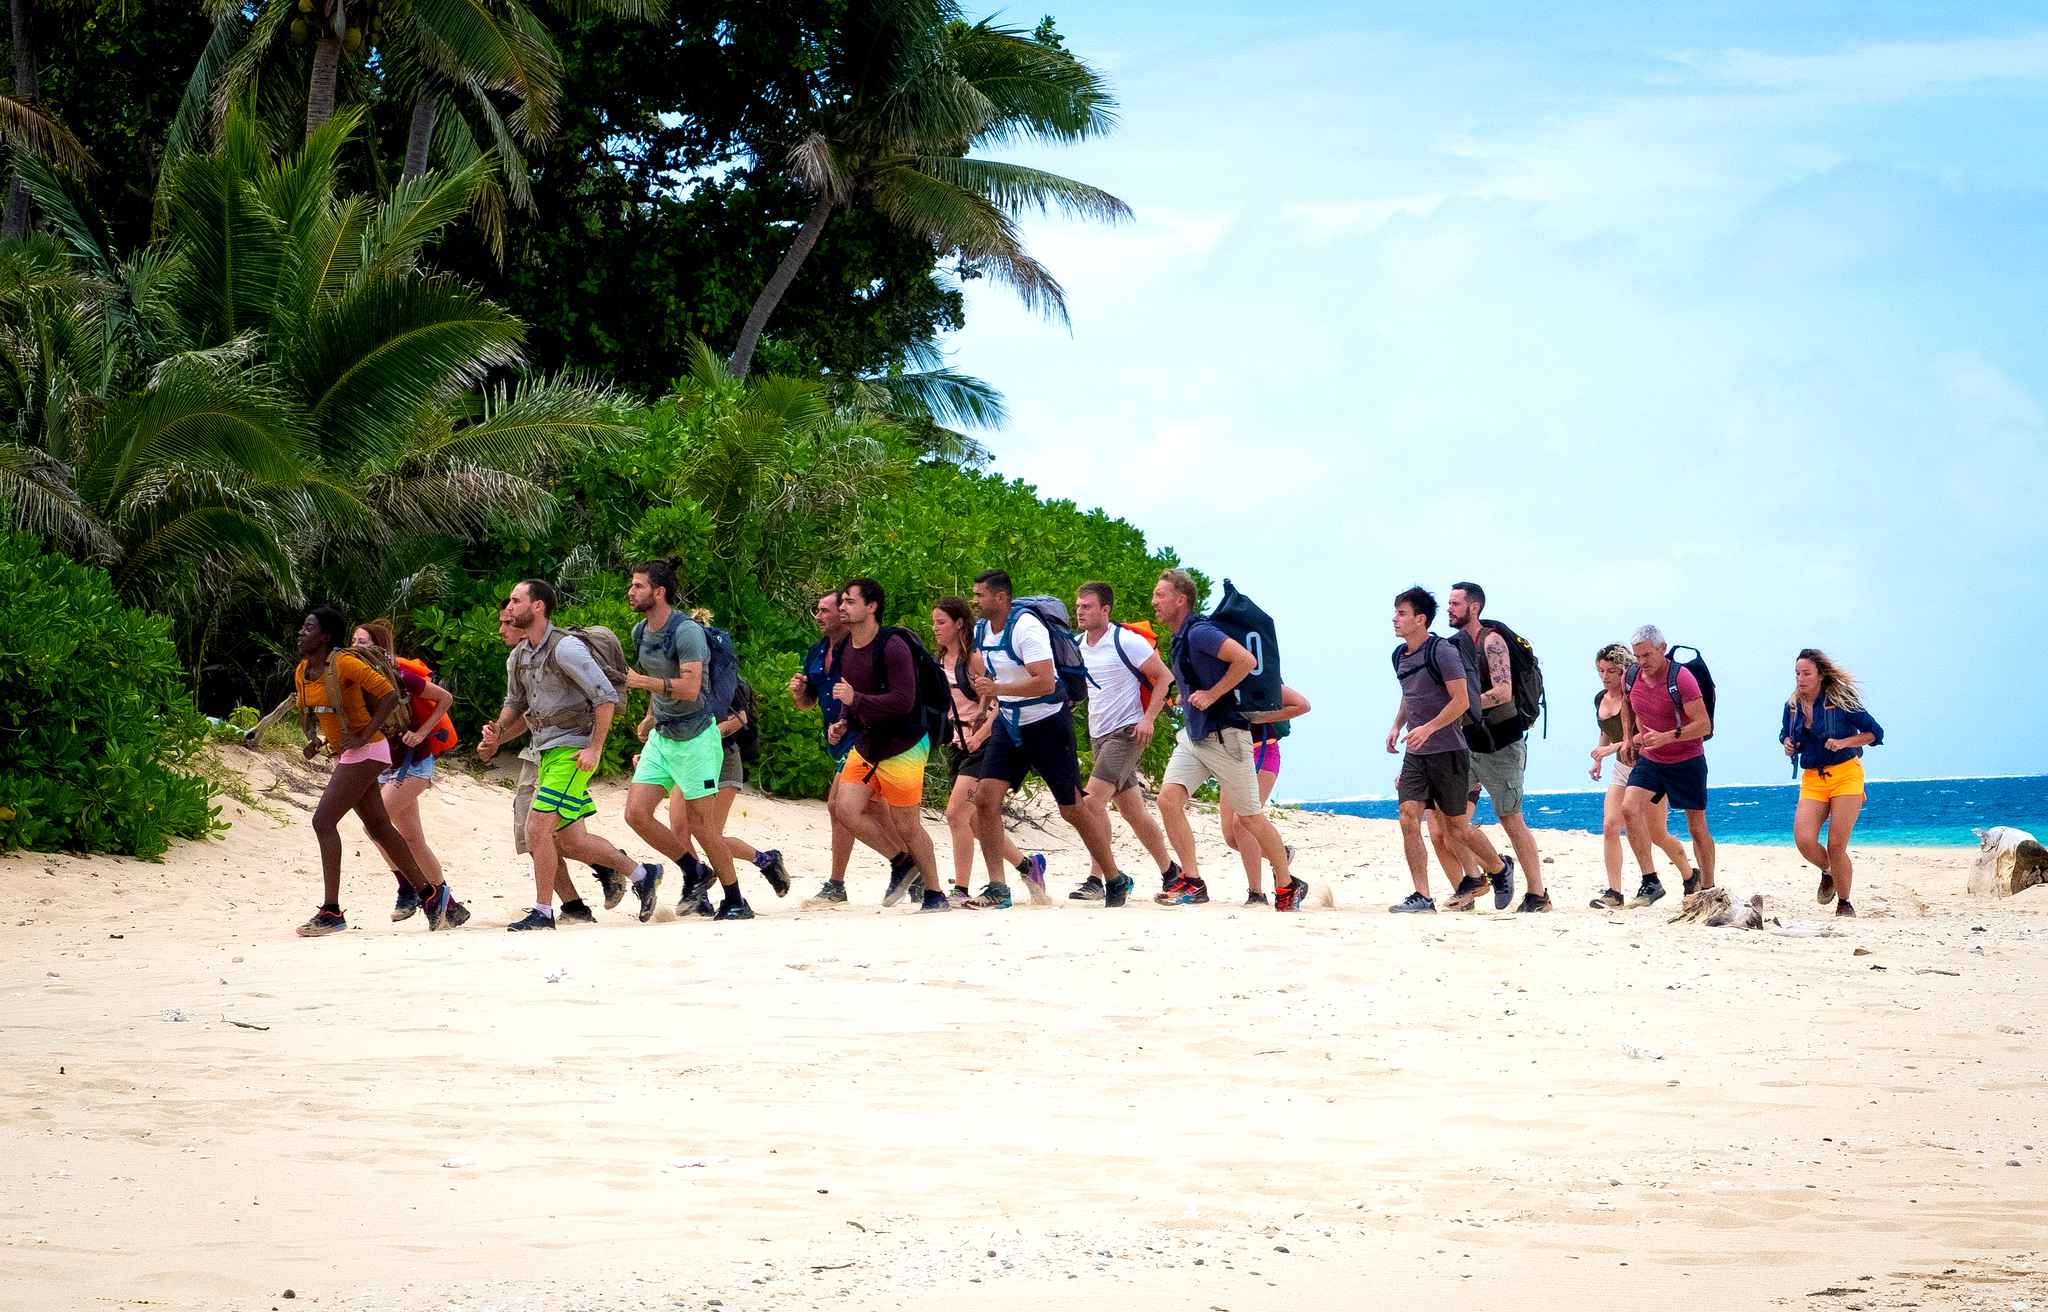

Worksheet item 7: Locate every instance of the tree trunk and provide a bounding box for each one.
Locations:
[3,0,41,239]
[402,96,438,179]
[726,192,835,377]
[305,0,346,137]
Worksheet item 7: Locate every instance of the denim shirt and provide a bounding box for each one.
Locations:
[1780,699,1884,771]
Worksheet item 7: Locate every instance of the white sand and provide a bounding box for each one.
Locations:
[3,748,2044,1311]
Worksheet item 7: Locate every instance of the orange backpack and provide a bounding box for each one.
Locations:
[1114,621,1162,709]
[394,655,459,756]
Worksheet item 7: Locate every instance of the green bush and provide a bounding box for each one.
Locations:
[745,647,839,799]
[0,534,221,858]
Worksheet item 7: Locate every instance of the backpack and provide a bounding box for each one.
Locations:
[1207,579,1283,714]
[322,646,413,745]
[867,626,953,749]
[730,677,762,766]
[1476,617,1547,738]
[1112,621,1160,710]
[393,654,458,756]
[977,596,1091,711]
[1626,644,1716,741]
[533,625,630,732]
[630,614,740,717]
[1392,634,1492,749]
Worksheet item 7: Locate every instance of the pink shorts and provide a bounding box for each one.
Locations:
[336,737,393,767]
[1253,739,1281,776]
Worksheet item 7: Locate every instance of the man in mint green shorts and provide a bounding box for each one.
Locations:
[622,561,754,922]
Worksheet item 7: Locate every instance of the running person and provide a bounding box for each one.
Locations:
[790,588,905,905]
[1385,586,1516,914]
[932,596,1038,906]
[1150,569,1308,911]
[826,578,949,912]
[1446,582,1548,912]
[1621,625,1715,905]
[1070,582,1181,902]
[1231,685,1309,904]
[480,579,660,931]
[967,569,1129,909]
[1782,649,1884,917]
[291,607,468,936]
[671,665,789,913]
[351,619,457,922]
[1588,643,1690,909]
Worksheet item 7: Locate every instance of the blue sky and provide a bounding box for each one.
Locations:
[942,3,2046,799]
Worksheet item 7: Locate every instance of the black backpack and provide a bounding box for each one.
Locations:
[730,677,761,765]
[1206,579,1283,714]
[1477,617,1547,738]
[1626,645,1715,741]
[1393,635,1492,749]
[872,627,953,749]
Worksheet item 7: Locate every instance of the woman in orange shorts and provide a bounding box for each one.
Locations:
[1781,649,1884,917]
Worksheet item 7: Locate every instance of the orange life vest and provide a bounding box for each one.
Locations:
[394,655,459,756]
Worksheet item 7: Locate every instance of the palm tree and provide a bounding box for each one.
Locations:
[725,1,1130,377]
[0,0,91,240]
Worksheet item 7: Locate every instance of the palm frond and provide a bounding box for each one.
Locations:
[942,19,1120,145]
[862,366,1007,431]
[0,93,91,171]
[462,84,536,212]
[355,155,491,285]
[914,155,1131,224]
[166,8,249,161]
[409,0,562,143]
[416,374,633,468]
[787,131,851,204]
[0,441,113,558]
[867,163,1068,323]
[12,154,119,278]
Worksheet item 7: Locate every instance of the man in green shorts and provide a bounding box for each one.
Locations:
[621,562,754,922]
[480,579,661,931]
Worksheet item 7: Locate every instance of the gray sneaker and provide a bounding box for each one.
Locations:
[1390,892,1437,914]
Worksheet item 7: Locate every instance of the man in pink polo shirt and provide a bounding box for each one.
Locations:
[1620,625,1714,906]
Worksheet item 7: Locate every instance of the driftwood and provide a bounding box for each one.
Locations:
[1969,827,2048,897]
[1668,887,1765,930]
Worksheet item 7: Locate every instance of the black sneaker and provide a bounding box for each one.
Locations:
[1516,892,1552,913]
[679,861,710,910]
[1816,872,1836,906]
[1161,864,1180,893]
[594,865,627,910]
[1445,874,1488,910]
[804,880,848,908]
[391,875,419,922]
[443,898,471,929]
[1069,874,1105,901]
[1245,890,1269,906]
[1683,869,1701,896]
[632,862,662,923]
[1103,874,1133,908]
[558,900,596,924]
[1628,874,1666,907]
[757,850,790,898]
[1590,888,1624,910]
[507,907,556,931]
[296,907,347,937]
[1275,876,1310,911]
[918,887,953,913]
[690,888,716,918]
[421,883,453,931]
[713,896,754,921]
[1490,857,1517,910]
[1390,892,1437,914]
[883,856,921,907]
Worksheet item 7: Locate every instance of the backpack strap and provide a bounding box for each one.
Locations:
[1112,625,1146,683]
[1665,660,1684,723]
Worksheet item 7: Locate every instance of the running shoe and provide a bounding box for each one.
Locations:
[679,860,711,910]
[1589,888,1624,910]
[1628,874,1666,907]
[804,880,849,907]
[1516,892,1552,913]
[1835,900,1856,918]
[1490,859,1516,910]
[1154,874,1208,906]
[948,885,972,907]
[882,856,921,907]
[918,887,953,913]
[1104,874,1134,908]
[1020,854,1049,904]
[296,908,347,937]
[1274,876,1310,912]
[391,875,419,922]
[1244,890,1269,907]
[632,862,663,923]
[689,888,716,918]
[558,900,596,924]
[1444,874,1489,911]
[1389,892,1436,914]
[756,850,790,898]
[1683,869,1702,896]
[595,865,627,910]
[1816,873,1835,906]
[507,908,556,931]
[713,897,755,921]
[964,881,1013,909]
[443,899,471,929]
[1069,874,1105,902]
[421,883,453,931]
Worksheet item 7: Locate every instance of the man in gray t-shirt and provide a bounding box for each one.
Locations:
[635,610,712,742]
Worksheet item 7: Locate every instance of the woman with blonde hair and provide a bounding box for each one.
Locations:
[1782,649,1884,916]
[1587,643,1691,908]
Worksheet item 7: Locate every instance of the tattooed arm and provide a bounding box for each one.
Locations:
[1480,631,1513,710]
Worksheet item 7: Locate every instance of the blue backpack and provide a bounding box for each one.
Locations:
[633,615,741,719]
[976,596,1092,726]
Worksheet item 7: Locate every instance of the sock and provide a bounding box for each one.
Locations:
[1015,858,1033,878]
[320,902,341,915]
[392,870,408,888]
[751,850,773,870]
[827,877,845,889]
[1161,861,1180,881]
[952,882,969,894]
[680,852,704,879]
[533,902,556,920]
[562,898,588,914]
[889,851,911,872]
[720,881,742,905]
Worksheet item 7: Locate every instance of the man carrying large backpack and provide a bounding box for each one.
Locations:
[1447,582,1551,913]
[1069,581,1182,901]
[1622,625,1716,905]
[479,578,662,931]
[825,578,949,913]
[967,569,1129,909]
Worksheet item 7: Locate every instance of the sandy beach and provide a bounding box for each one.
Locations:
[3,748,2044,1312]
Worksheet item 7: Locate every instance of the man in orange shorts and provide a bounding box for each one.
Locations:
[827,578,950,912]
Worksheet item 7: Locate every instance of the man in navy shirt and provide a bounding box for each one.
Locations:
[1150,569,1307,910]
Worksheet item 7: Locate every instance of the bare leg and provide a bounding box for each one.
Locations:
[1057,796,1122,879]
[690,787,757,864]
[1826,794,1864,903]
[1600,784,1626,892]
[1649,798,1692,875]
[1222,801,1261,893]
[1621,786,1661,874]
[378,775,444,883]
[312,759,412,907]
[625,781,691,864]
[1793,798,1829,871]
[553,819,637,881]
[1398,801,1431,896]
[350,776,432,893]
[1684,810,1716,887]
[1497,810,1545,896]
[883,802,943,893]
[1450,811,1505,875]
[1112,786,1174,875]
[945,775,981,888]
[1426,805,1476,883]
[1156,782,1200,883]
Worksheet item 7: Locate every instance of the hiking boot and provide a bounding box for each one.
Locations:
[1628,874,1666,907]
[296,908,346,937]
[1155,875,1208,906]
[1590,888,1624,910]
[1069,874,1105,902]
[1019,853,1050,904]
[964,881,1012,910]
[804,880,849,908]
[507,908,555,932]
[756,850,791,898]
[1835,900,1856,918]
[1516,892,1552,913]
[558,900,597,925]
[1816,873,1835,906]
[1104,874,1134,909]
[918,887,953,913]
[713,896,755,921]
[1274,876,1310,912]
[883,857,921,907]
[1683,869,1702,896]
[594,865,627,910]
[632,863,663,924]
[1389,892,1436,914]
[1490,859,1517,910]
[391,875,419,922]
[443,898,471,929]
[1444,874,1488,911]
[1244,890,1269,907]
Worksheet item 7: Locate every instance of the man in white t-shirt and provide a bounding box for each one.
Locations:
[967,569,1133,908]
[1069,581,1181,901]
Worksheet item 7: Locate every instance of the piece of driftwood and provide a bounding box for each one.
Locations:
[1669,886,1764,929]
[1969,827,2047,897]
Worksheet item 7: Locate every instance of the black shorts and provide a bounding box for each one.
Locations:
[1628,753,1708,813]
[948,742,988,782]
[979,711,1082,806]
[1397,750,1469,816]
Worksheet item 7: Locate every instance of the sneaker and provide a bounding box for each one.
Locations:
[964,881,1013,910]
[1020,854,1049,904]
[1274,876,1310,912]
[507,908,555,932]
[679,861,710,910]
[1835,900,1856,918]
[690,889,717,918]
[1683,869,1702,896]
[1490,859,1516,910]
[1816,873,1836,906]
[391,876,419,922]
[918,887,953,913]
[804,880,849,908]
[883,857,921,907]
[1104,874,1134,908]
[1516,892,1552,913]
[558,900,596,924]
[1244,890,1269,907]
[1590,888,1624,910]
[443,899,471,929]
[757,850,791,898]
[948,885,972,907]
[1444,874,1488,911]
[1161,864,1180,893]
[421,884,453,931]
[1389,892,1436,914]
[713,897,755,921]
[594,865,627,910]
[296,908,346,937]
[632,863,663,924]
[1069,874,1105,902]
[1154,875,1208,906]
[1628,874,1666,908]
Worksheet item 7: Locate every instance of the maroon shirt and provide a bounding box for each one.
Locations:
[835,629,922,762]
